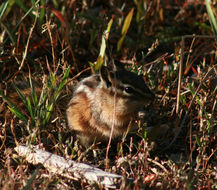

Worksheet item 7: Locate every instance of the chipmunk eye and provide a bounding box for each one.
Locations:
[124,86,134,94]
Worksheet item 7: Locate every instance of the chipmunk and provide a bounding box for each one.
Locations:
[66,61,155,147]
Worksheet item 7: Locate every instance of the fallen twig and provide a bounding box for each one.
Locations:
[15,145,131,189]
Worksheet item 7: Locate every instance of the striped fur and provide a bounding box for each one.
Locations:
[66,63,154,146]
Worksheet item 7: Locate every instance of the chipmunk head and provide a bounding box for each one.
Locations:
[99,61,154,114]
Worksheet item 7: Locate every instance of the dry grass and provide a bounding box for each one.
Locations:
[0,0,216,189]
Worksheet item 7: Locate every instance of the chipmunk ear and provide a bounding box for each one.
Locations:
[111,60,125,71]
[100,66,112,88]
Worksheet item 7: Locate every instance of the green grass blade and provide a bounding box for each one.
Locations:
[28,76,38,107]
[52,0,59,8]
[50,73,57,88]
[0,91,13,107]
[3,1,36,44]
[205,0,217,38]
[195,96,202,106]
[31,0,37,12]
[95,56,104,73]
[14,0,34,18]
[55,66,70,101]
[12,82,28,106]
[27,96,34,121]
[43,103,53,126]
[0,0,8,19]
[23,167,40,190]
[195,135,201,147]
[121,8,134,35]
[0,91,27,122]
[117,8,134,51]
[136,0,145,23]
[1,0,15,20]
[39,0,45,25]
[99,18,113,57]
[93,19,113,72]
[1,22,16,44]
[117,34,126,52]
[14,0,29,12]
[38,90,46,107]
[8,106,28,122]
[0,91,16,109]
[188,83,195,95]
[44,67,70,126]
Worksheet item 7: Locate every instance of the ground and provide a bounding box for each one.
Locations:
[0,0,216,189]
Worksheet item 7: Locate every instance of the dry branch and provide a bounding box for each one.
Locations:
[15,145,131,189]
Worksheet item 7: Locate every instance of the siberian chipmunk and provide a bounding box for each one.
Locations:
[66,61,154,147]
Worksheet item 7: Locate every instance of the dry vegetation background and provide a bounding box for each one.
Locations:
[0,0,217,189]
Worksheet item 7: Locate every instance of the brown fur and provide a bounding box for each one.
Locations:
[67,63,155,147]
